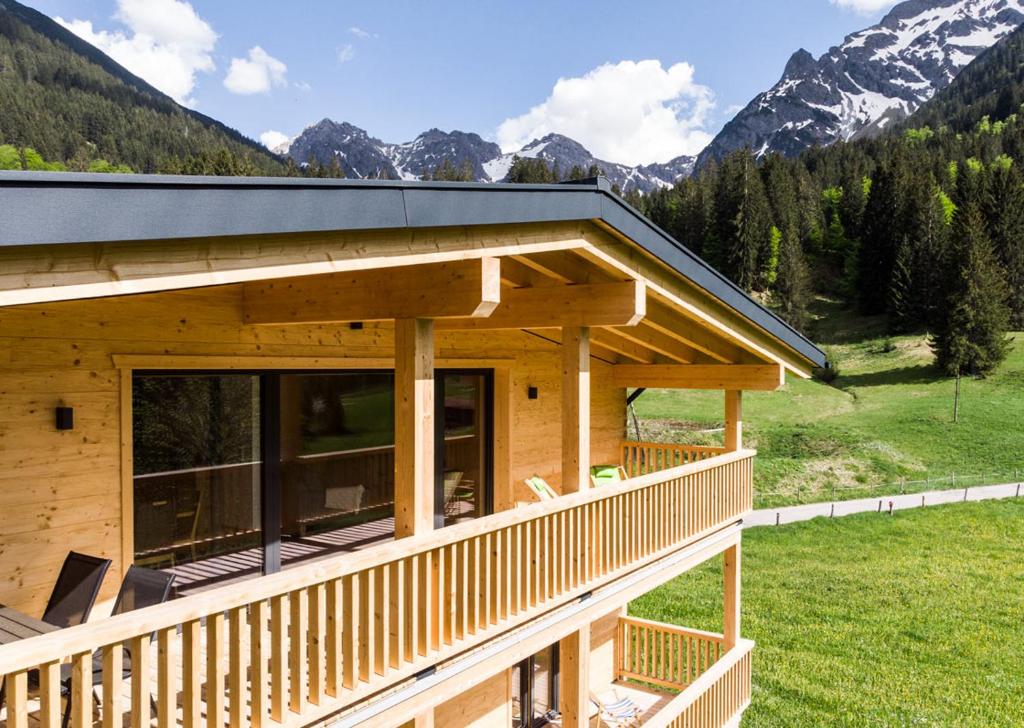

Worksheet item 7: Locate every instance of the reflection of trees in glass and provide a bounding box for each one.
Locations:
[297,374,395,454]
[133,375,258,475]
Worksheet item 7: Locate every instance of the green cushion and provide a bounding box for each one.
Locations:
[590,465,623,483]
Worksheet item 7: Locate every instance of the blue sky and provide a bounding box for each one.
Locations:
[29,0,897,164]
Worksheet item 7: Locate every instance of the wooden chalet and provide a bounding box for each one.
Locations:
[0,172,824,728]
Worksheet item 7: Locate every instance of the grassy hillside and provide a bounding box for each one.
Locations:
[0,0,283,173]
[634,301,1023,506]
[631,500,1024,727]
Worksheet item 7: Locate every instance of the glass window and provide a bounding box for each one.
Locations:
[279,373,395,555]
[132,374,262,577]
[440,373,488,526]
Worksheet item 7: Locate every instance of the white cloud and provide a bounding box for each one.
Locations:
[224,46,287,95]
[349,26,373,39]
[496,60,715,166]
[294,80,312,92]
[829,0,897,14]
[337,44,356,63]
[56,0,217,106]
[259,130,290,150]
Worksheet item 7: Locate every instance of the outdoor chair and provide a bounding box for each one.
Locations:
[524,475,559,502]
[0,552,112,709]
[590,690,641,727]
[41,551,113,629]
[590,465,629,487]
[59,566,176,728]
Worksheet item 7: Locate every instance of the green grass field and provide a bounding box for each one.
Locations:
[630,500,1024,727]
[634,301,1024,506]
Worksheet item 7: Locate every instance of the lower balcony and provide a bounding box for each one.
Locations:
[593,616,753,728]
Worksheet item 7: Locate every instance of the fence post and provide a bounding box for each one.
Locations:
[830,503,834,518]
[775,512,780,526]
[921,495,926,507]
[952,472,956,489]
[964,487,969,502]
[899,479,904,495]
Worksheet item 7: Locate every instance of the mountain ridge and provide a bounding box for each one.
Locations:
[696,0,1024,169]
[281,119,696,192]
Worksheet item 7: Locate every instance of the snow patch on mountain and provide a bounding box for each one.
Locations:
[697,0,1024,167]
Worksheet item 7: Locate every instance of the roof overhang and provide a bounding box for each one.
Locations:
[0,171,826,370]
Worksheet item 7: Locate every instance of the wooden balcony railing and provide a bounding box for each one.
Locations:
[616,617,752,728]
[621,442,727,478]
[0,450,753,728]
[616,616,726,691]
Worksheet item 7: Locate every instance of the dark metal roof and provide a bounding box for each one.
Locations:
[0,171,825,367]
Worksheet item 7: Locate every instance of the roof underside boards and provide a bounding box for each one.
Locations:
[0,171,825,368]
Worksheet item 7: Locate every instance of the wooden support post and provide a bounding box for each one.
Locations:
[395,318,435,538]
[725,390,742,452]
[724,542,741,649]
[562,326,590,494]
[559,627,591,728]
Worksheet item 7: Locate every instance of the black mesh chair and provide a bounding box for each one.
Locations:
[60,566,176,728]
[0,552,111,710]
[42,552,112,629]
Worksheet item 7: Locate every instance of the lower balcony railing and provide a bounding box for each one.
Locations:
[621,442,727,478]
[0,450,753,728]
[612,616,753,728]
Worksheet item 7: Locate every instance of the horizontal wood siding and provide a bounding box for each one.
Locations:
[0,284,625,615]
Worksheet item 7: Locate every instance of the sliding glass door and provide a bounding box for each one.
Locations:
[132,369,493,590]
[512,645,560,727]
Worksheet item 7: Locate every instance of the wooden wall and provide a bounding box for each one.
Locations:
[0,284,625,616]
[434,671,512,726]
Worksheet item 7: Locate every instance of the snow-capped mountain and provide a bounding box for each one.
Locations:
[282,120,694,192]
[697,0,1024,168]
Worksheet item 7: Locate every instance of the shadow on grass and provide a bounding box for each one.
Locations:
[835,363,943,389]
[806,297,889,345]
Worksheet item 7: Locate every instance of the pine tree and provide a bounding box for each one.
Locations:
[772,226,811,331]
[858,152,909,314]
[983,159,1024,327]
[712,150,772,290]
[931,203,1012,376]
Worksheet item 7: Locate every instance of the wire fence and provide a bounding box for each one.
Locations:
[753,467,1024,509]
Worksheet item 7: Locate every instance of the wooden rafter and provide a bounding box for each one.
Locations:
[243,258,501,325]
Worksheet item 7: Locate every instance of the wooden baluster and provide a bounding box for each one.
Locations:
[359,571,375,682]
[342,575,359,688]
[228,607,248,726]
[39,660,63,728]
[374,565,389,675]
[130,636,150,728]
[207,612,226,728]
[249,602,268,728]
[182,621,201,728]
[157,627,175,728]
[7,670,28,728]
[289,589,308,713]
[269,595,287,722]
[388,562,404,670]
[325,583,341,698]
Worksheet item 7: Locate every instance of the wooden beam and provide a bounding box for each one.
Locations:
[723,542,741,648]
[436,280,645,330]
[590,328,656,364]
[612,364,784,391]
[559,628,591,728]
[610,322,700,364]
[644,300,745,364]
[394,319,435,538]
[242,258,501,324]
[725,390,743,451]
[513,250,614,285]
[562,327,590,494]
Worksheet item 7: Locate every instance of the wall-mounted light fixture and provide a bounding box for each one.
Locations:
[55,406,74,431]
[349,322,364,330]
[527,386,539,400]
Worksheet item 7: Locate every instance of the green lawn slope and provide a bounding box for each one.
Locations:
[634,302,1024,506]
[631,500,1024,727]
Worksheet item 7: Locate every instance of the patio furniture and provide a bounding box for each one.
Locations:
[590,465,628,487]
[590,690,641,727]
[524,475,558,501]
[442,470,465,517]
[41,552,112,629]
[59,566,176,728]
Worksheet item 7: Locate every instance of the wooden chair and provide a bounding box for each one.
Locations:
[524,475,559,501]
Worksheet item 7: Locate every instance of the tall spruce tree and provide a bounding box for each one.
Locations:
[931,203,1012,376]
[713,150,772,291]
[983,159,1024,327]
[858,152,909,314]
